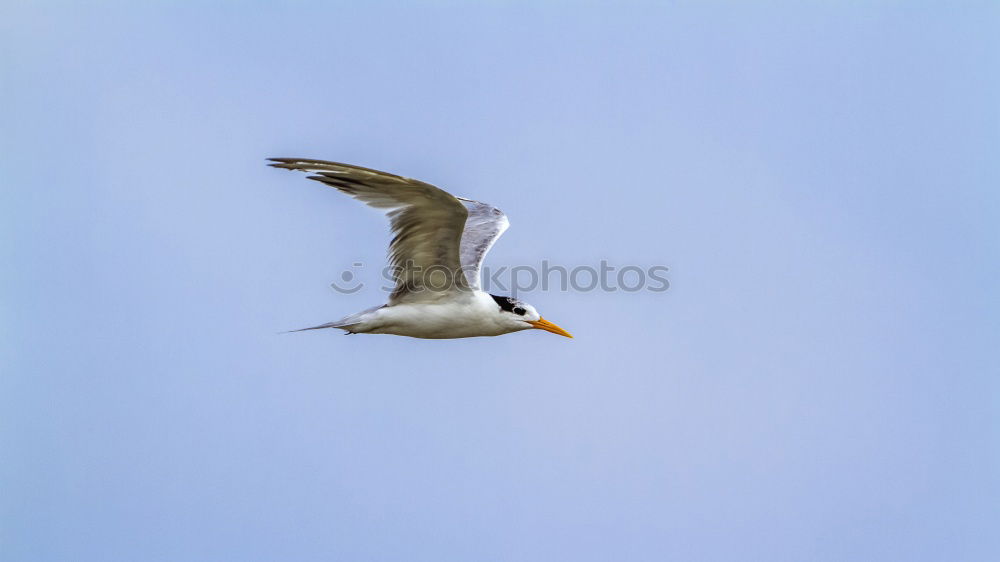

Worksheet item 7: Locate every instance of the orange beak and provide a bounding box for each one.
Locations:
[527,317,573,338]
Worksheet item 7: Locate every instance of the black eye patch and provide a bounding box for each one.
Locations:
[512,307,526,316]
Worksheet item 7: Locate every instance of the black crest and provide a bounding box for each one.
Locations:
[490,294,516,312]
[490,294,525,316]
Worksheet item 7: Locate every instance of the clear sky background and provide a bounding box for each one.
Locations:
[2,2,998,560]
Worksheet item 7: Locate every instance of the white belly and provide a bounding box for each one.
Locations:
[355,299,513,339]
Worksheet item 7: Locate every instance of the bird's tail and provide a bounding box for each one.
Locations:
[282,305,384,334]
[284,322,348,333]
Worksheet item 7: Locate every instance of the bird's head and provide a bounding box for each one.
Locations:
[489,294,572,338]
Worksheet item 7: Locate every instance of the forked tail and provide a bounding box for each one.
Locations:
[283,305,384,334]
[285,322,350,333]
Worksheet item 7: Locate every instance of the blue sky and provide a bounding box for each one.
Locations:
[2,2,998,560]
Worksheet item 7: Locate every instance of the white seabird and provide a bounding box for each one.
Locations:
[270,158,572,339]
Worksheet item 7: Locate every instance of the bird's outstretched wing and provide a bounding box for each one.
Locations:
[269,158,470,303]
[456,198,509,291]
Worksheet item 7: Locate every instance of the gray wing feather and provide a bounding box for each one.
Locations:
[269,158,470,303]
[456,197,509,290]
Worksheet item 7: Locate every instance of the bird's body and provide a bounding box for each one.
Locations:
[327,293,515,339]
[270,158,571,340]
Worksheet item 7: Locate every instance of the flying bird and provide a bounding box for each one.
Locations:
[269,158,572,339]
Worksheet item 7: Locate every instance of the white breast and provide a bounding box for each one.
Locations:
[354,292,515,339]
